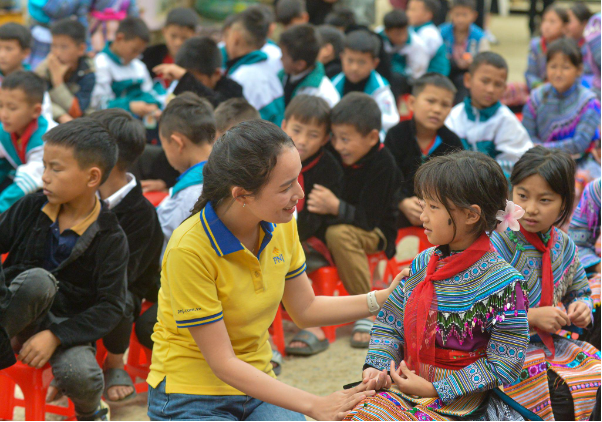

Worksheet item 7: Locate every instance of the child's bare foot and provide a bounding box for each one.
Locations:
[103,352,135,401]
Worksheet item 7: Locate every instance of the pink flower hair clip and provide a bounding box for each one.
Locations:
[495,200,525,232]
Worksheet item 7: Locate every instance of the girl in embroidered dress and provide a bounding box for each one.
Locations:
[492,146,600,421]
[345,151,530,421]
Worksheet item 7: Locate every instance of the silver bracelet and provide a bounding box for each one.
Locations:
[367,291,381,316]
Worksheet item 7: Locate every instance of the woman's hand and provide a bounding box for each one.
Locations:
[376,268,410,308]
[389,360,438,398]
[362,367,392,390]
[310,380,377,421]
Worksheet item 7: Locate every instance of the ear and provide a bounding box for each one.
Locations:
[22,48,31,59]
[114,32,125,43]
[464,204,482,226]
[77,42,86,56]
[281,119,288,131]
[463,71,472,89]
[32,103,42,119]
[368,129,380,146]
[296,59,308,72]
[372,57,381,69]
[407,95,416,113]
[170,133,186,151]
[231,186,253,205]
[87,167,103,189]
[301,12,310,23]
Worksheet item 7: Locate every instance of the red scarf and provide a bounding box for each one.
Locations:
[10,120,38,164]
[520,226,556,357]
[404,233,492,376]
[296,151,324,212]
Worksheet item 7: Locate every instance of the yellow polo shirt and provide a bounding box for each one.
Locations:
[147,202,306,395]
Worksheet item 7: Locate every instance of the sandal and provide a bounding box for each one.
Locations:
[285,330,329,356]
[270,350,283,376]
[102,368,136,402]
[350,319,373,349]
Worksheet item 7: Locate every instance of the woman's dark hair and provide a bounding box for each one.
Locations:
[510,146,575,226]
[546,38,582,67]
[569,1,592,23]
[414,151,508,242]
[190,120,296,215]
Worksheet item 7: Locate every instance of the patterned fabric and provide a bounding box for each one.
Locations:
[569,178,601,271]
[360,246,529,418]
[522,82,601,156]
[525,37,547,90]
[491,228,599,420]
[584,13,601,98]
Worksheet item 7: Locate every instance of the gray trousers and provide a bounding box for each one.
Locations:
[0,268,104,418]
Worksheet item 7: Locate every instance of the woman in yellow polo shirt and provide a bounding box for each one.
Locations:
[147,121,400,421]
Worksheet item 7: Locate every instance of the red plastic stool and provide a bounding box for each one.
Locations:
[143,191,169,207]
[0,361,76,421]
[395,226,432,270]
[307,267,350,342]
[124,301,154,394]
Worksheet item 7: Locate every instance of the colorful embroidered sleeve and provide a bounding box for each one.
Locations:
[560,239,593,311]
[432,282,529,404]
[569,178,601,270]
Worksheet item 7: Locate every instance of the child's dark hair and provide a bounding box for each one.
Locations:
[317,25,345,57]
[230,6,270,49]
[468,51,508,74]
[279,24,320,66]
[175,37,222,76]
[165,7,200,30]
[324,8,356,29]
[569,2,592,24]
[160,92,216,145]
[415,151,508,240]
[412,73,457,96]
[543,4,569,25]
[284,94,330,131]
[411,0,441,17]
[384,9,409,30]
[452,0,476,10]
[43,118,117,184]
[190,120,295,214]
[0,23,31,50]
[511,146,575,226]
[331,92,381,135]
[214,98,260,134]
[276,0,307,26]
[2,71,45,104]
[89,109,146,171]
[117,17,150,43]
[546,38,582,67]
[344,30,379,58]
[50,18,87,45]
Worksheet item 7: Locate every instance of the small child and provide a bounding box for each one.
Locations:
[445,52,533,177]
[316,25,344,79]
[406,0,450,76]
[0,118,128,420]
[384,73,463,228]
[35,18,95,124]
[214,97,260,139]
[223,7,285,125]
[492,146,600,421]
[319,93,400,347]
[141,8,199,89]
[439,0,490,103]
[153,36,243,108]
[275,0,309,30]
[156,92,215,256]
[525,4,568,90]
[92,109,163,403]
[522,38,600,179]
[0,23,31,82]
[378,9,429,95]
[346,151,529,421]
[332,31,400,134]
[279,24,340,108]
[91,17,163,119]
[0,71,52,213]
[566,2,594,88]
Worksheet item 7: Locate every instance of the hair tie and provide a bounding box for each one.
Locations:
[495,200,525,232]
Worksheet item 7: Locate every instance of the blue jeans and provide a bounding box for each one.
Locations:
[148,378,306,421]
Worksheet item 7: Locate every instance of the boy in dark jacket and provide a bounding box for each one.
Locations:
[0,119,128,420]
[384,73,463,228]
[93,109,163,402]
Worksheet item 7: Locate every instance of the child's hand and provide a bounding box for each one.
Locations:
[307,184,340,215]
[567,301,591,328]
[528,306,571,332]
[362,367,392,390]
[399,197,422,226]
[130,101,158,117]
[153,64,186,81]
[389,360,438,398]
[18,330,61,369]
[141,179,168,193]
[47,53,70,86]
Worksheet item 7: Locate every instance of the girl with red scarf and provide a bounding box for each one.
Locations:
[345,151,530,421]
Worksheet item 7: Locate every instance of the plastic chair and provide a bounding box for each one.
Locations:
[143,191,169,207]
[307,266,349,343]
[394,227,432,270]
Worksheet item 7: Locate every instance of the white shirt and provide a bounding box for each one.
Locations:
[102,173,137,210]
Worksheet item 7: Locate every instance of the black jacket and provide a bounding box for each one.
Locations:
[324,58,342,80]
[329,144,401,258]
[173,72,244,108]
[297,148,343,242]
[111,182,163,308]
[0,193,128,348]
[0,280,15,369]
[141,44,170,81]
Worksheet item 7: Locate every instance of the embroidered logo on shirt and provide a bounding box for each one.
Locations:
[272,247,284,264]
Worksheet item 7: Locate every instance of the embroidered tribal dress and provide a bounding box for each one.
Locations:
[345,247,530,421]
[491,228,600,421]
